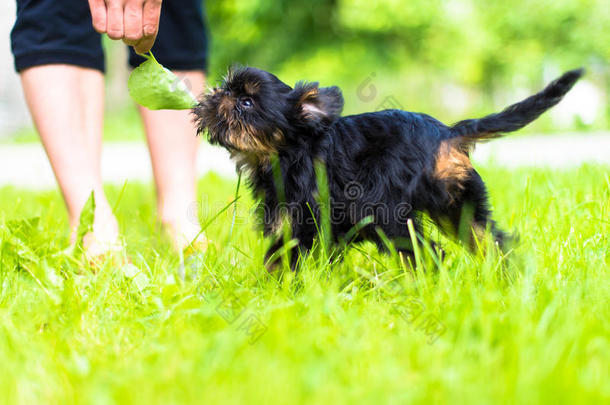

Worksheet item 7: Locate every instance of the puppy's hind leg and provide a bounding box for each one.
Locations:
[439,170,510,252]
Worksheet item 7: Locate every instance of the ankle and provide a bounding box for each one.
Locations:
[69,206,119,245]
[161,217,204,251]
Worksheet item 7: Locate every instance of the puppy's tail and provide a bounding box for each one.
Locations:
[450,68,584,145]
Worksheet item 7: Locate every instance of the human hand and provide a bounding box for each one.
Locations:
[88,0,162,54]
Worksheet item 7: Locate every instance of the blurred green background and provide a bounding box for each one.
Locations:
[6,0,610,143]
[205,0,609,131]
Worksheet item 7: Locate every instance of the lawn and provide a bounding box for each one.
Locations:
[0,164,608,404]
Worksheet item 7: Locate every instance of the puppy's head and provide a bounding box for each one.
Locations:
[193,67,344,158]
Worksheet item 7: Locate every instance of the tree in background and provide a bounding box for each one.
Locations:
[206,0,609,130]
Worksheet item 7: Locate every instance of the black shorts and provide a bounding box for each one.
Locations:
[10,0,209,73]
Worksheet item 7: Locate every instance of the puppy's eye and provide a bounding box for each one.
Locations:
[240,97,254,108]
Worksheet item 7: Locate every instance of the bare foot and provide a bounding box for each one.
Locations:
[162,218,208,253]
[71,206,122,258]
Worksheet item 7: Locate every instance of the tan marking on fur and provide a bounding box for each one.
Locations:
[231,150,271,175]
[299,86,319,103]
[218,96,235,119]
[214,93,281,156]
[227,125,284,168]
[302,103,327,118]
[269,212,287,236]
[228,126,280,155]
[244,81,260,95]
[271,129,284,143]
[298,87,325,121]
[434,139,473,197]
[472,223,487,240]
[468,223,490,252]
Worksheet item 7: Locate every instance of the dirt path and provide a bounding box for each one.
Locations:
[1,133,608,189]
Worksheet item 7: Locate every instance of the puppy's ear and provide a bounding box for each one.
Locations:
[290,82,344,126]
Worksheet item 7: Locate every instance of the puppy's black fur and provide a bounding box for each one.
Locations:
[194,67,583,269]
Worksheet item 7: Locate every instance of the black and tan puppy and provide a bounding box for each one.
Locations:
[194,67,583,269]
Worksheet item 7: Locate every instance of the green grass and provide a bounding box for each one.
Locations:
[0,165,608,404]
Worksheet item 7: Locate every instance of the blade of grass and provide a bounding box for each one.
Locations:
[227,171,242,244]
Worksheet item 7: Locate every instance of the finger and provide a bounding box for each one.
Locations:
[123,1,144,46]
[136,0,162,53]
[134,36,155,55]
[88,0,107,33]
[105,0,125,40]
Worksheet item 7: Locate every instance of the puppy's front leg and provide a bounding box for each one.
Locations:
[264,236,314,272]
[264,222,317,271]
[264,238,286,272]
[290,223,317,270]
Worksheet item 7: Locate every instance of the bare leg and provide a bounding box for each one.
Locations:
[20,65,119,255]
[139,70,205,250]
